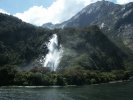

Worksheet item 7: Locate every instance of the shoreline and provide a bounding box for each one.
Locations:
[0,80,132,88]
[92,80,131,86]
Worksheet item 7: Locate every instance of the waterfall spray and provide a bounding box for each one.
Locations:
[43,34,63,71]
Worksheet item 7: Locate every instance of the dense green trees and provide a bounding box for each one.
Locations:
[58,26,127,71]
[0,13,53,67]
[0,65,130,86]
[0,65,17,85]
[0,13,132,71]
[0,13,132,86]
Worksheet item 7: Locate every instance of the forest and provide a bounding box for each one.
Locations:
[0,13,133,86]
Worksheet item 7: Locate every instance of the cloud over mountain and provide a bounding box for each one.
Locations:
[14,0,96,26]
[1,0,132,26]
[116,0,133,4]
[0,9,10,15]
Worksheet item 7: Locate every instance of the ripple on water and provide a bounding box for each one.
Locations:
[0,81,133,100]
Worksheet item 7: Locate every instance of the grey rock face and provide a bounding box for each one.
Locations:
[42,1,133,50]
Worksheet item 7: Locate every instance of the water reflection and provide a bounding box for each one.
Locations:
[0,81,133,100]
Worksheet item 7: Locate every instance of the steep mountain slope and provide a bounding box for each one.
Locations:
[42,1,133,51]
[42,1,122,29]
[0,13,132,71]
[57,26,127,71]
[0,13,52,68]
[57,1,121,28]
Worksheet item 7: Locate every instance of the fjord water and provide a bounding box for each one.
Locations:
[0,81,133,100]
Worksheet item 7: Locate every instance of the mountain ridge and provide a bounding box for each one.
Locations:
[42,1,133,51]
[0,13,130,71]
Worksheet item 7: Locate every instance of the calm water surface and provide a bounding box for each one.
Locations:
[0,81,133,100]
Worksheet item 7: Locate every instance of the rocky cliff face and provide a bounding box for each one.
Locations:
[42,1,133,50]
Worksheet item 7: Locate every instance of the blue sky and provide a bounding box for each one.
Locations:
[0,0,132,26]
[0,0,54,14]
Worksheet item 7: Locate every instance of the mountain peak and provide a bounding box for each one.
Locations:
[86,0,116,10]
[95,0,114,5]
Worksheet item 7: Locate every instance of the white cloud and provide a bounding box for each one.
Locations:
[14,0,101,26]
[0,9,10,15]
[1,0,132,26]
[116,0,133,4]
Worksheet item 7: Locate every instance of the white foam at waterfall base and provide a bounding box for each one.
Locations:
[43,34,63,71]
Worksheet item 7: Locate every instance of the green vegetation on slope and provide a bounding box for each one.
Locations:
[0,13,52,67]
[0,66,130,86]
[0,13,133,86]
[57,26,127,71]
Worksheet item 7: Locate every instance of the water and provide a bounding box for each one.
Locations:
[0,81,133,100]
[43,34,63,71]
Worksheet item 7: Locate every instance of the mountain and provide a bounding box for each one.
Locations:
[0,13,133,86]
[57,26,127,71]
[0,13,131,71]
[42,1,133,51]
[42,1,123,29]
[42,22,55,29]
[54,1,121,28]
[0,13,52,68]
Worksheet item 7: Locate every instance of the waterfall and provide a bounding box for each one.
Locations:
[43,34,63,71]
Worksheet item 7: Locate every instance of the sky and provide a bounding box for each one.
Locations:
[0,0,133,26]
